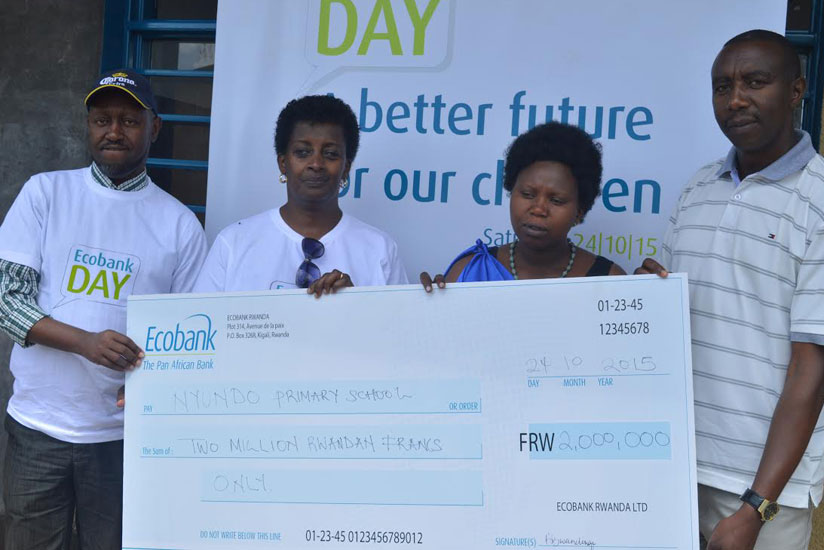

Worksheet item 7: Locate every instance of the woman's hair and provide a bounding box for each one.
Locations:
[504,122,603,218]
[274,95,360,161]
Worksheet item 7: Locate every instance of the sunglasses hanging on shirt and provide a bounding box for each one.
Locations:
[295,237,324,288]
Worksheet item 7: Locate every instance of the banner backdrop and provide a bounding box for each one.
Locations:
[206,0,785,278]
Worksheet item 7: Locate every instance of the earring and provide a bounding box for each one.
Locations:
[339,177,349,191]
[279,174,287,183]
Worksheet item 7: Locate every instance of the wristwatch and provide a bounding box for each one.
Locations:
[740,488,780,522]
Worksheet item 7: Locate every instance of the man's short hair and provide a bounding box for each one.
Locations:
[723,29,802,81]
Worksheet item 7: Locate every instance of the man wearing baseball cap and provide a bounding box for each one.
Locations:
[0,69,206,548]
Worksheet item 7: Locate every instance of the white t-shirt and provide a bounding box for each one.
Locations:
[0,167,207,443]
[194,209,408,292]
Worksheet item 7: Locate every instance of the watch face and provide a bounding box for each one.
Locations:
[763,502,779,521]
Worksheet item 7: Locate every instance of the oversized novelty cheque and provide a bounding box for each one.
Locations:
[124,275,697,549]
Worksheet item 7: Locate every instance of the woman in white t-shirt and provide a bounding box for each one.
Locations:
[195,95,408,294]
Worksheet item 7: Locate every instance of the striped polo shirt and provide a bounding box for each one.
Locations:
[663,131,824,508]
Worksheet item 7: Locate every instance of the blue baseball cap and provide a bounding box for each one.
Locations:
[85,69,159,114]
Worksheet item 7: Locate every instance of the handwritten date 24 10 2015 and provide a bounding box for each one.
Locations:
[526,354,657,376]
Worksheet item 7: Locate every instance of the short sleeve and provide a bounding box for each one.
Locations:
[0,176,47,271]
[170,215,208,293]
[193,233,229,292]
[661,182,692,270]
[382,240,409,285]
[791,223,824,343]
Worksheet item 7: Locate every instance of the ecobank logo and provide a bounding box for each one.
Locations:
[301,0,453,93]
[57,245,140,309]
[145,314,217,354]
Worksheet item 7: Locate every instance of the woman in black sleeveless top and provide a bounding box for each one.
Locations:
[422,122,624,288]
[479,246,617,277]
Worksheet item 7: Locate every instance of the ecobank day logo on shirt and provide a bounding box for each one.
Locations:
[57,245,140,308]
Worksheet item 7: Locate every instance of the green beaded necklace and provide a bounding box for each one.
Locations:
[509,239,576,280]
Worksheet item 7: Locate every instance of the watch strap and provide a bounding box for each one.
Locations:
[740,488,776,522]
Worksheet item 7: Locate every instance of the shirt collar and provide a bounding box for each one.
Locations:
[715,130,816,182]
[90,162,149,192]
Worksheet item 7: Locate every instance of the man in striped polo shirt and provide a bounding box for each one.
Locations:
[637,30,824,549]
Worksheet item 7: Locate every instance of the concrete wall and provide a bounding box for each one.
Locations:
[0,0,105,519]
